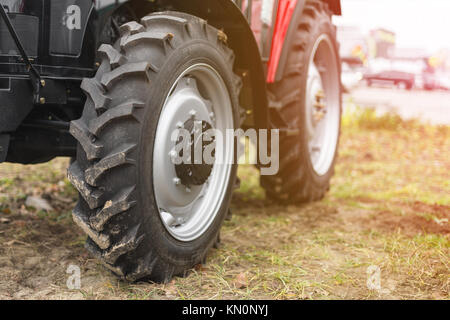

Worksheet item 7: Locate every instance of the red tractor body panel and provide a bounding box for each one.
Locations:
[267,0,298,83]
[241,0,340,83]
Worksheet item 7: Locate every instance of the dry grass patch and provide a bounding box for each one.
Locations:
[0,108,448,299]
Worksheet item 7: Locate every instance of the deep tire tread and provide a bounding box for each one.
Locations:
[80,78,111,115]
[88,100,145,136]
[84,143,136,187]
[69,119,103,161]
[90,186,136,232]
[98,44,127,68]
[100,62,151,89]
[68,162,104,209]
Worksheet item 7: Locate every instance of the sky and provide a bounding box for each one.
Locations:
[332,0,450,54]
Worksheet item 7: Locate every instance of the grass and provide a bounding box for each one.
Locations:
[0,106,448,300]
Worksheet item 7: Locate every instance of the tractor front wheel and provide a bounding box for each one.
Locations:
[68,12,241,282]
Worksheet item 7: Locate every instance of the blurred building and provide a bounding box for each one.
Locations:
[368,28,396,59]
[337,26,368,64]
[337,26,398,64]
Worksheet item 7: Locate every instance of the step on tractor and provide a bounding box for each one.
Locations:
[0,0,342,282]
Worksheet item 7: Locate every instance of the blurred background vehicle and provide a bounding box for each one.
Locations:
[336,18,450,92]
[363,69,415,90]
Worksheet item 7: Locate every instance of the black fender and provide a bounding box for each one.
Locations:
[101,0,268,129]
[274,0,340,82]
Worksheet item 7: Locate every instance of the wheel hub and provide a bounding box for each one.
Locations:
[174,118,215,186]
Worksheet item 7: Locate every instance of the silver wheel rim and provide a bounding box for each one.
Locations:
[153,63,234,242]
[306,34,340,176]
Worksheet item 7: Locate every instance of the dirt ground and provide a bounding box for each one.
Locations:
[0,108,448,300]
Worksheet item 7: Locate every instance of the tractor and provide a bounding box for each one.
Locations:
[0,0,342,282]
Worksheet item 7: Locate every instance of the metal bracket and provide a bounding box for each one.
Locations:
[0,5,43,104]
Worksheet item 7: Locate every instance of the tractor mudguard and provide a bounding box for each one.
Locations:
[105,0,269,128]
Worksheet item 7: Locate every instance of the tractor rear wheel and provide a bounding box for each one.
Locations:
[261,0,342,204]
[68,12,241,282]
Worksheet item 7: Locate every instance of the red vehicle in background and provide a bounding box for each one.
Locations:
[364,70,415,90]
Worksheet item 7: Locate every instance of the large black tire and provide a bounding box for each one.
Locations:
[261,0,341,204]
[68,12,241,282]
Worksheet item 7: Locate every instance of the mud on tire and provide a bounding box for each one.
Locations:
[68,12,242,282]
